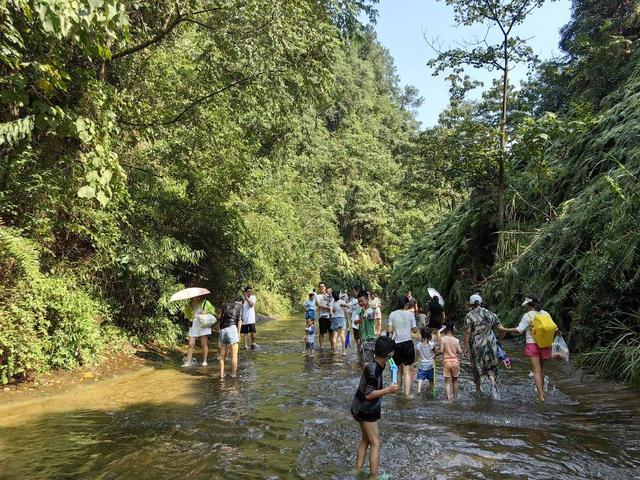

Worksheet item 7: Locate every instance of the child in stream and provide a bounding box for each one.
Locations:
[304,318,315,356]
[440,323,462,400]
[303,293,316,322]
[351,335,399,478]
[415,328,438,394]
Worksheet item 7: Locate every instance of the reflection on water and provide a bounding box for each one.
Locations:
[1,315,639,479]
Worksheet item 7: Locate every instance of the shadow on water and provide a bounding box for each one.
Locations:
[1,315,639,479]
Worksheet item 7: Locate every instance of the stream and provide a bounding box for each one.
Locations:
[1,315,639,479]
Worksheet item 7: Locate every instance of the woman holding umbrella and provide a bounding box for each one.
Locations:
[170,288,216,367]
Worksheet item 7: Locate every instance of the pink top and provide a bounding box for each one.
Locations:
[440,335,462,361]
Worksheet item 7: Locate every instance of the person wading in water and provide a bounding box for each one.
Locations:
[241,286,258,350]
[217,298,243,379]
[463,294,502,399]
[499,294,558,401]
[386,297,418,397]
[315,282,331,351]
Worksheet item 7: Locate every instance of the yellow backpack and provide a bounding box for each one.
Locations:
[531,311,557,348]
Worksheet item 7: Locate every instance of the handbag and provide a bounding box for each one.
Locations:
[198,300,217,328]
[199,313,217,328]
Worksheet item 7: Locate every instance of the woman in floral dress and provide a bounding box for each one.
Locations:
[463,294,502,399]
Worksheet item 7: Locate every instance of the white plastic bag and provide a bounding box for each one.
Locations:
[198,314,217,328]
[552,335,569,362]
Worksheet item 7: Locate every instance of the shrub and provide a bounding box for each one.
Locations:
[0,274,110,383]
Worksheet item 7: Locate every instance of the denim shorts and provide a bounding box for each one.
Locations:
[417,367,434,381]
[305,310,316,320]
[219,325,239,345]
[331,317,346,331]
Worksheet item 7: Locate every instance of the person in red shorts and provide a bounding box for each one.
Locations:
[500,294,557,401]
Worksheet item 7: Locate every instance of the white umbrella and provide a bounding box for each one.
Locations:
[427,287,445,307]
[169,287,210,302]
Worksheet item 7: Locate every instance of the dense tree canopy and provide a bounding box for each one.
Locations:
[2,0,639,387]
[0,0,431,383]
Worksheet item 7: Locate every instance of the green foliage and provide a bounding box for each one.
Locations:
[0,272,111,384]
[577,315,640,388]
[0,0,427,383]
[388,198,497,321]
[392,4,640,386]
[0,225,41,283]
[559,0,640,105]
[428,0,555,227]
[487,63,640,349]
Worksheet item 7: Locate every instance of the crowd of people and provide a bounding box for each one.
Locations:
[342,286,562,477]
[180,280,562,478]
[304,283,559,401]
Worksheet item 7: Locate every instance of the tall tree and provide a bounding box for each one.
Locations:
[427,0,553,228]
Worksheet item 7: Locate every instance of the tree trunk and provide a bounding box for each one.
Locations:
[498,37,509,230]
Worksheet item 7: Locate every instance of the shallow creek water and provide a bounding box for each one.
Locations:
[1,315,639,479]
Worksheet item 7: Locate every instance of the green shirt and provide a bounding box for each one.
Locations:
[360,307,376,341]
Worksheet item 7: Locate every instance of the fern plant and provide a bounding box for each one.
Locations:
[577,314,640,388]
[0,225,42,284]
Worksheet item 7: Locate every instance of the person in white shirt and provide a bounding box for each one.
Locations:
[415,328,438,393]
[330,291,349,355]
[499,293,558,401]
[348,288,361,349]
[241,286,258,350]
[387,298,418,396]
[315,282,332,350]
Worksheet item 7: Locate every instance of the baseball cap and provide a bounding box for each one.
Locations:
[469,294,483,305]
[522,294,540,306]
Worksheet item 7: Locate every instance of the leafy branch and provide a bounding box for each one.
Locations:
[118,68,283,127]
[111,6,226,60]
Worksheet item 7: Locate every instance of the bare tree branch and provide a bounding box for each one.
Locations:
[187,6,226,16]
[181,11,275,36]
[121,162,164,178]
[483,0,507,35]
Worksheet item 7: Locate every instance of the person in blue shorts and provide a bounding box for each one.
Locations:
[303,293,316,321]
[415,328,438,393]
[217,298,243,380]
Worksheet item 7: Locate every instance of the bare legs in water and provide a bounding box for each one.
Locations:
[185,335,208,365]
[218,342,239,379]
[356,420,381,478]
[444,375,459,400]
[530,356,546,401]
